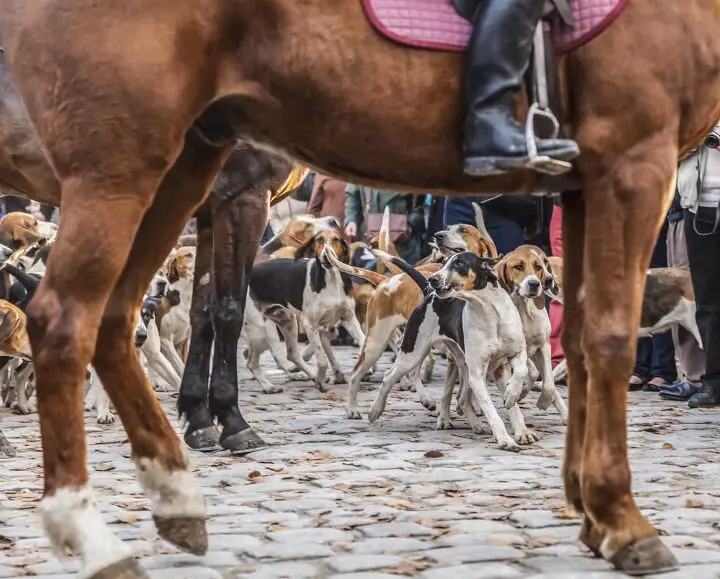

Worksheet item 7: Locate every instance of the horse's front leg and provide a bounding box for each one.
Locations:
[208,187,269,454]
[178,204,220,451]
[578,139,678,574]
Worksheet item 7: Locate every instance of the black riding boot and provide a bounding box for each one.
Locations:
[463,0,579,175]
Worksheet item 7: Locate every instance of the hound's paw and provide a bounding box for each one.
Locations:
[397,379,413,392]
[515,430,540,445]
[314,378,330,393]
[420,396,436,412]
[367,404,385,424]
[436,416,453,430]
[262,385,284,395]
[346,406,362,420]
[470,423,492,436]
[154,382,175,393]
[331,371,347,385]
[97,412,115,425]
[497,437,521,453]
[537,389,554,411]
[11,402,35,415]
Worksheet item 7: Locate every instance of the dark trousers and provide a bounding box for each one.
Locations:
[634,220,677,382]
[684,208,720,385]
[443,197,525,255]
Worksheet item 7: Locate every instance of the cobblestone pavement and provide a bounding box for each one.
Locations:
[2,346,720,579]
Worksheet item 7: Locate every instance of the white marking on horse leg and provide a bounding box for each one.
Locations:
[134,456,205,519]
[40,485,131,578]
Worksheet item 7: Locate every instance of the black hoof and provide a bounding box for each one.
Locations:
[184,426,221,452]
[219,427,268,455]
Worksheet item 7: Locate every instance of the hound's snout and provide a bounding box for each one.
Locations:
[527,278,541,294]
[134,328,148,348]
[429,276,441,290]
[156,279,167,294]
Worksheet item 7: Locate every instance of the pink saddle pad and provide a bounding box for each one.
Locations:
[362,0,628,54]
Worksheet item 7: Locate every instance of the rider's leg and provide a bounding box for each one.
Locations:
[463,0,579,175]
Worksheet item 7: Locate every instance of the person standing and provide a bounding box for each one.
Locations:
[307,172,347,225]
[344,185,425,264]
[676,129,720,408]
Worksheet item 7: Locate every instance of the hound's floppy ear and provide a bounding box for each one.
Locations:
[497,258,513,291]
[294,237,316,260]
[338,239,350,263]
[166,257,179,284]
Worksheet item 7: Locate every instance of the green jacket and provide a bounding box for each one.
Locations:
[344,185,425,263]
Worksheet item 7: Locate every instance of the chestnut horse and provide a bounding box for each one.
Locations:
[0,0,718,576]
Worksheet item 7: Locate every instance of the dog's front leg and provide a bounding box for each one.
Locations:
[368,351,423,424]
[534,345,555,410]
[437,361,458,430]
[319,330,345,385]
[305,324,329,392]
[465,362,519,452]
[494,364,538,445]
[160,337,185,377]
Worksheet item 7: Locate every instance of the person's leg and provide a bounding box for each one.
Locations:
[462,0,578,175]
[443,197,480,227]
[481,209,525,255]
[684,210,720,407]
[631,338,652,389]
[549,205,564,367]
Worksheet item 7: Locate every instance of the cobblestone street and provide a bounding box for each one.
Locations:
[2,346,720,578]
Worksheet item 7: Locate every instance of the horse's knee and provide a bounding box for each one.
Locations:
[27,294,89,368]
[583,327,634,373]
[213,298,245,332]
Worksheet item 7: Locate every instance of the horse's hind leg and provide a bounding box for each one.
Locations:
[92,131,232,559]
[578,139,678,573]
[208,185,269,454]
[178,204,220,451]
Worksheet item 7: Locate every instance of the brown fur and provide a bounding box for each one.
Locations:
[0,300,32,359]
[0,211,43,248]
[0,0,718,567]
[497,245,552,310]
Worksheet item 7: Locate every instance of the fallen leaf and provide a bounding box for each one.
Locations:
[117,513,139,524]
[248,470,262,479]
[662,443,675,450]
[266,523,286,532]
[331,542,351,553]
[685,497,704,509]
[324,392,343,401]
[552,507,578,520]
[424,450,444,458]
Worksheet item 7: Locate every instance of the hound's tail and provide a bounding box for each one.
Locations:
[373,249,432,297]
[324,246,387,287]
[378,207,404,276]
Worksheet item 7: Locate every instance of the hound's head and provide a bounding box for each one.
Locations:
[0,300,31,359]
[0,212,46,249]
[497,245,557,304]
[280,215,340,249]
[140,296,162,331]
[295,229,349,266]
[433,224,497,259]
[148,272,168,298]
[166,247,195,283]
[427,252,500,299]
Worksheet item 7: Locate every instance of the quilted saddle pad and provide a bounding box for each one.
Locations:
[362,0,628,54]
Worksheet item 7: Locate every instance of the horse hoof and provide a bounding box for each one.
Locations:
[184,426,221,452]
[154,515,208,556]
[88,557,150,579]
[219,428,268,455]
[609,537,678,576]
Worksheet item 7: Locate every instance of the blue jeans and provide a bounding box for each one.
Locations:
[443,197,525,255]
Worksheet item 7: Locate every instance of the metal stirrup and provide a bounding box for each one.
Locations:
[525,24,572,176]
